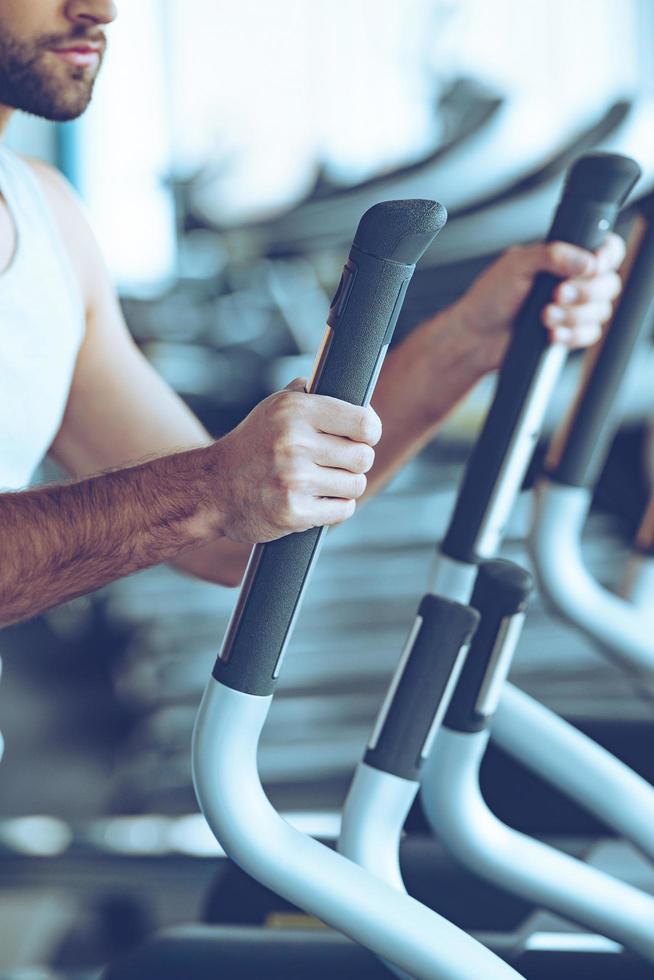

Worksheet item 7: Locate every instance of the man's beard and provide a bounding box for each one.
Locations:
[0,29,104,122]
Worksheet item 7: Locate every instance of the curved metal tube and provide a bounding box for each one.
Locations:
[339,761,526,980]
[421,726,654,962]
[493,683,654,861]
[339,763,414,895]
[193,681,524,980]
[529,480,654,675]
[339,763,419,980]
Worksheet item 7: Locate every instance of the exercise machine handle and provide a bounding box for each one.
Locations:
[444,560,532,734]
[441,153,641,563]
[363,596,479,782]
[212,200,447,696]
[547,202,654,489]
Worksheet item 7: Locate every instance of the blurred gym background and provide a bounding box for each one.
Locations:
[1,0,654,975]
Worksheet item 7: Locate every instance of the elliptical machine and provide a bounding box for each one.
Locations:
[104,153,647,979]
[105,201,530,979]
[338,153,654,973]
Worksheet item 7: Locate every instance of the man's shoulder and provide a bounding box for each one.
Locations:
[21,155,78,210]
[20,156,91,307]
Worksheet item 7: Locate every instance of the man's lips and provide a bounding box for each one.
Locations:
[49,43,102,68]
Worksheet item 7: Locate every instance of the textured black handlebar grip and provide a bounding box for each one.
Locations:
[445,560,533,734]
[363,596,479,782]
[548,206,654,489]
[213,201,447,697]
[441,153,641,564]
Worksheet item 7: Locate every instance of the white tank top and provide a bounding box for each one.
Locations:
[0,146,85,490]
[0,149,84,763]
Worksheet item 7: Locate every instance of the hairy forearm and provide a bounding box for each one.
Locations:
[0,448,225,627]
[367,307,499,495]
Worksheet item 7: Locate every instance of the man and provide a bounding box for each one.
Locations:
[0,0,625,628]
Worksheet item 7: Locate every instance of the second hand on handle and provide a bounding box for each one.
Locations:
[441,152,641,566]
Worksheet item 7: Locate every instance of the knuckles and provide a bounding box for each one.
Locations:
[273,460,311,497]
[341,499,357,520]
[359,410,382,446]
[274,488,310,532]
[357,444,376,473]
[267,389,310,432]
[545,242,573,271]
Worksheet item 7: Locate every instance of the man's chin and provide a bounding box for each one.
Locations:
[20,87,94,122]
[44,102,91,122]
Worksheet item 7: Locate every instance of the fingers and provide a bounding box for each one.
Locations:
[515,232,626,283]
[308,497,357,527]
[307,395,382,446]
[542,296,611,349]
[313,433,376,473]
[512,241,598,279]
[554,271,622,305]
[312,468,368,500]
[543,299,614,330]
[545,323,603,350]
[539,232,625,349]
[593,232,627,274]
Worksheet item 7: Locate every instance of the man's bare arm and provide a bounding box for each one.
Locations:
[25,162,377,594]
[0,446,224,627]
[0,375,380,627]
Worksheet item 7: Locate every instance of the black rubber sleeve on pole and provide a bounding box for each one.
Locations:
[440,153,641,564]
[547,201,654,488]
[363,596,479,782]
[444,560,533,734]
[212,200,447,697]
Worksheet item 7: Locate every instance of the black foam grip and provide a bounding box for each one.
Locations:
[353,198,447,263]
[445,560,533,734]
[441,153,641,564]
[547,213,654,488]
[363,596,479,782]
[213,201,447,696]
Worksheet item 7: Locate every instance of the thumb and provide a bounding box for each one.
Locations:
[518,241,598,279]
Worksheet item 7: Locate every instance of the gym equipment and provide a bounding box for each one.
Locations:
[221,98,654,271]
[421,562,654,962]
[211,96,635,260]
[426,98,654,266]
[102,155,644,975]
[191,199,527,980]
[432,151,640,597]
[338,563,528,980]
[490,205,654,859]
[620,492,654,609]
[419,150,643,821]
[401,151,654,957]
[339,559,654,972]
[529,206,654,677]
[315,150,645,970]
